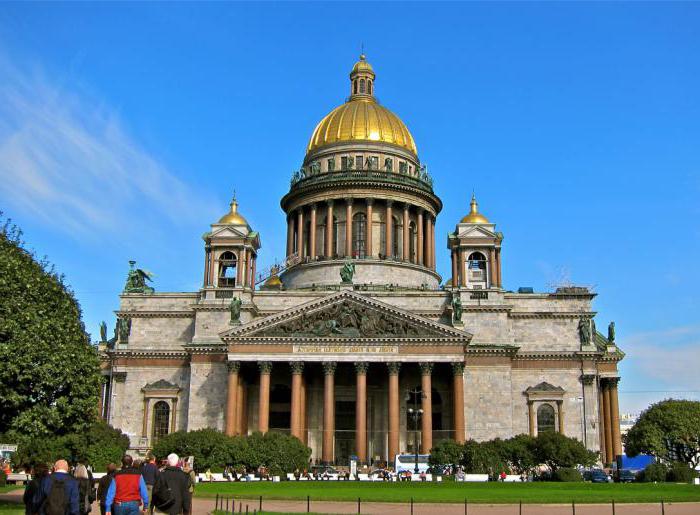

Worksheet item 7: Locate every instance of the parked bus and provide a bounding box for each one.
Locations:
[394,454,430,473]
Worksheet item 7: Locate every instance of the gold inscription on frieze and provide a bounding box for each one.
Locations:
[293,344,399,354]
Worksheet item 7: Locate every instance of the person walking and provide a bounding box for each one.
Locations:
[151,454,191,515]
[140,457,159,514]
[34,459,79,515]
[23,463,49,515]
[73,465,96,515]
[105,455,149,515]
[97,464,116,515]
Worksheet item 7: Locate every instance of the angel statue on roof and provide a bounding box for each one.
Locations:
[123,260,155,294]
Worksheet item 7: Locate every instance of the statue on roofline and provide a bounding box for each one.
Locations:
[608,321,615,343]
[229,297,242,325]
[452,294,463,324]
[99,321,107,343]
[578,318,591,346]
[340,259,355,284]
[123,261,154,294]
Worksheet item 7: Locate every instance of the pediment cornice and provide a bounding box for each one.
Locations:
[220,290,471,342]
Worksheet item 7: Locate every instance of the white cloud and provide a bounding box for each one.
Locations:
[618,325,700,413]
[0,56,215,239]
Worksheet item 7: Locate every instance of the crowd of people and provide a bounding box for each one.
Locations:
[20,454,195,515]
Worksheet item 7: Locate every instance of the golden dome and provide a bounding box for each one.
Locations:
[351,54,375,76]
[461,194,490,224]
[218,196,249,225]
[263,274,283,288]
[306,55,417,157]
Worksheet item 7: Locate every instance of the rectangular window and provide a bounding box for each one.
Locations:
[356,155,363,170]
[341,156,348,170]
[370,156,378,170]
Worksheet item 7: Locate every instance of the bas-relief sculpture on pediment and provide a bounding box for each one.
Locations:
[254,300,449,339]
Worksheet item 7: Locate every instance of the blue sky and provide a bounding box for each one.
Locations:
[0,2,698,414]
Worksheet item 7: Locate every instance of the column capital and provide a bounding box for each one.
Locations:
[366,198,374,206]
[605,377,621,388]
[325,199,334,207]
[227,361,241,373]
[354,362,369,374]
[310,202,317,211]
[346,198,354,206]
[419,362,434,375]
[386,362,401,375]
[290,361,305,374]
[403,203,410,212]
[322,361,337,376]
[580,374,596,385]
[386,199,393,207]
[258,361,273,374]
[451,362,465,375]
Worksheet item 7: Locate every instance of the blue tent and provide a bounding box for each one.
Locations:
[621,454,654,471]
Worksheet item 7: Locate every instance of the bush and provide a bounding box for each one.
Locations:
[639,462,668,482]
[12,420,129,471]
[502,434,537,474]
[461,439,509,475]
[429,440,464,469]
[532,432,597,471]
[666,461,697,483]
[152,430,311,475]
[0,470,6,487]
[553,467,583,482]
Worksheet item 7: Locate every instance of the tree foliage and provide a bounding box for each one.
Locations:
[151,429,311,475]
[624,399,700,468]
[0,217,101,437]
[11,420,129,471]
[532,431,597,471]
[428,440,464,468]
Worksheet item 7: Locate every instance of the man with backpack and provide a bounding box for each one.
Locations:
[151,454,191,515]
[35,459,79,515]
[105,455,149,515]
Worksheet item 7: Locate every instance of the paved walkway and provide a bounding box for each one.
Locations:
[3,487,699,515]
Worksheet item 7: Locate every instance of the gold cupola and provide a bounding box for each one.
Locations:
[306,54,417,157]
[218,195,249,226]
[461,194,490,224]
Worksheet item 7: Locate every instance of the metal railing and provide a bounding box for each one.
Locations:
[290,168,434,193]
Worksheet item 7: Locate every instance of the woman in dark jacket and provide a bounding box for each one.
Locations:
[73,464,96,515]
[23,463,49,515]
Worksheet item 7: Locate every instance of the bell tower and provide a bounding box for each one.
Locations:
[447,194,503,289]
[349,54,376,99]
[202,195,261,295]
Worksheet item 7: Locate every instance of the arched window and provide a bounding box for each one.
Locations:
[218,251,237,287]
[537,404,556,434]
[353,80,358,95]
[392,216,402,259]
[303,220,311,258]
[409,222,417,263]
[269,384,291,431]
[360,79,366,94]
[152,401,170,442]
[378,220,386,257]
[331,216,342,257]
[352,213,367,258]
[368,80,372,95]
[468,252,487,270]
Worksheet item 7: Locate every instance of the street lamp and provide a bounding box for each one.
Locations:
[406,386,425,474]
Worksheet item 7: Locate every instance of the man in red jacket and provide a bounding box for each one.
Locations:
[106,455,149,515]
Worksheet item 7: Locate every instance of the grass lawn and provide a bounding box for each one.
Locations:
[0,487,20,494]
[195,481,700,504]
[0,501,23,515]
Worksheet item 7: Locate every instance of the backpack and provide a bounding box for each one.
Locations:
[152,474,175,512]
[43,476,67,515]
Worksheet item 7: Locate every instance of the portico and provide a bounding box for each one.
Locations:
[220,290,470,464]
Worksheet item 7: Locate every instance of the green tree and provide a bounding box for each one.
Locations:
[429,440,464,468]
[11,420,129,471]
[502,434,538,474]
[532,432,596,471]
[461,440,508,474]
[152,428,234,472]
[624,399,700,468]
[0,218,101,437]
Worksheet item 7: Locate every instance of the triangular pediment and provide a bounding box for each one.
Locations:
[457,224,496,238]
[221,290,471,341]
[210,225,248,238]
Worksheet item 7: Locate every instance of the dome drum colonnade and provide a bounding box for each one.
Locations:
[280,54,441,288]
[223,359,466,465]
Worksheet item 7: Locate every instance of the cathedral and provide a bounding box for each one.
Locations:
[99,55,624,466]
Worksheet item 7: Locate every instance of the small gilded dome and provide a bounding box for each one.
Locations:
[461,194,490,224]
[218,197,249,226]
[306,55,417,157]
[351,54,375,77]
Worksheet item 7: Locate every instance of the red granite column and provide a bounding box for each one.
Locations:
[258,362,272,433]
[322,362,337,464]
[420,362,434,452]
[225,361,240,436]
[387,362,401,462]
[355,362,369,464]
[452,362,465,443]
